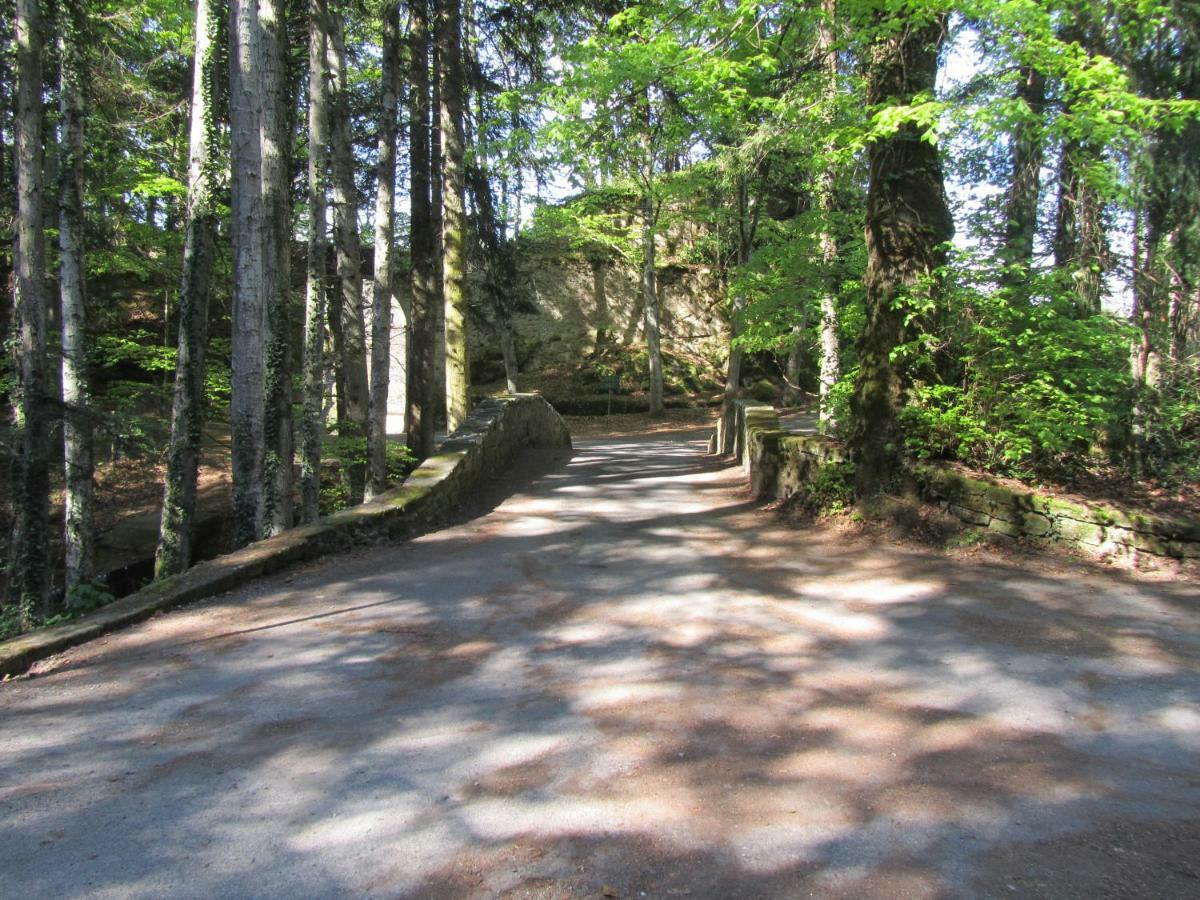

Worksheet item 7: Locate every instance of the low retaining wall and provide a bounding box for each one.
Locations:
[716,400,1200,564]
[0,394,571,677]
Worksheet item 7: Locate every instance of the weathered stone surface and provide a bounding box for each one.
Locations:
[0,394,571,677]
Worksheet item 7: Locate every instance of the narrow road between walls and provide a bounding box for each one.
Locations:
[2,426,1198,898]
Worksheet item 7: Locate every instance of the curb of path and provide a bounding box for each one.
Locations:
[0,394,572,678]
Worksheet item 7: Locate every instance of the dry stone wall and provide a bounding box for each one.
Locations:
[717,400,1200,564]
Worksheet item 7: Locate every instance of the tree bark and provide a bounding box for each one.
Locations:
[157,0,222,576]
[642,186,665,417]
[719,177,750,453]
[228,0,266,547]
[9,0,51,623]
[329,5,369,503]
[437,0,469,431]
[406,0,437,459]
[815,0,840,433]
[300,0,330,523]
[259,0,294,534]
[590,257,609,355]
[58,1,95,599]
[367,2,401,500]
[849,14,953,498]
[999,63,1045,301]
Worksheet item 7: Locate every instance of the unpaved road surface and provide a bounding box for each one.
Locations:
[3,429,1199,898]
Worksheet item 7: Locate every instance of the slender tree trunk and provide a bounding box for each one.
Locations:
[715,177,753,453]
[815,0,840,433]
[719,178,750,453]
[438,0,469,431]
[158,0,222,576]
[591,257,609,355]
[228,0,267,546]
[300,0,330,523]
[430,34,446,426]
[406,0,437,459]
[9,0,50,623]
[1000,63,1045,300]
[367,2,401,499]
[329,6,369,503]
[58,3,94,599]
[782,322,805,407]
[259,0,293,534]
[642,186,665,417]
[849,14,953,498]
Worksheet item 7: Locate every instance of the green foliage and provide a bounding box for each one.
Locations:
[897,277,1134,477]
[320,439,417,514]
[797,461,857,515]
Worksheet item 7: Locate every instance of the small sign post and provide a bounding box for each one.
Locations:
[599,375,620,415]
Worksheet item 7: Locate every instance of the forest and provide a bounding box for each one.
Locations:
[1,0,1197,640]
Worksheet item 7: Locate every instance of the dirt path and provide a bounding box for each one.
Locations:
[2,427,1199,898]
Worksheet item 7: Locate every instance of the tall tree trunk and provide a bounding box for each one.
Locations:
[719,177,751,452]
[9,0,50,623]
[58,2,94,599]
[158,0,222,576]
[228,0,267,547]
[1000,63,1046,300]
[329,6,369,503]
[406,0,437,459]
[259,0,293,534]
[430,34,446,426]
[815,0,840,433]
[367,2,401,499]
[849,14,953,498]
[642,186,665,417]
[436,0,469,430]
[299,0,330,523]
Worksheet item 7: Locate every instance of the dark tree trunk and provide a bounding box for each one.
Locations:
[157,0,222,577]
[999,64,1046,300]
[9,0,51,623]
[329,4,369,503]
[849,14,954,498]
[299,0,331,523]
[406,0,437,459]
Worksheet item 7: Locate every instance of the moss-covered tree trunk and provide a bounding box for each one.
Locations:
[299,0,330,523]
[157,0,222,576]
[228,0,267,547]
[406,0,437,460]
[329,5,369,502]
[849,14,953,499]
[260,0,293,534]
[367,1,401,499]
[58,2,94,598]
[437,0,469,431]
[9,0,51,623]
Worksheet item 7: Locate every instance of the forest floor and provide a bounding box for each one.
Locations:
[2,420,1198,897]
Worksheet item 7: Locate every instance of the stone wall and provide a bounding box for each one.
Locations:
[0,395,572,677]
[716,400,1200,564]
[471,254,728,378]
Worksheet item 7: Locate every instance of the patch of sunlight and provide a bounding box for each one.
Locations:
[1149,704,1200,745]
[771,747,900,785]
[571,680,686,710]
[471,734,570,771]
[460,796,685,839]
[290,802,426,853]
[804,576,945,606]
[788,606,891,640]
